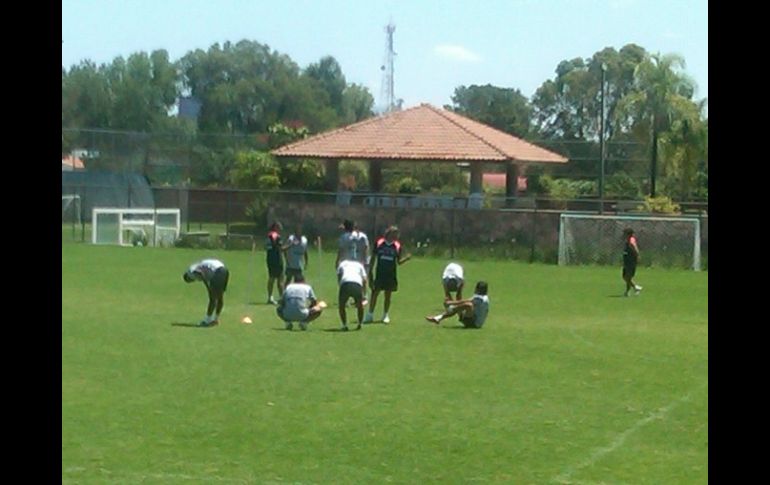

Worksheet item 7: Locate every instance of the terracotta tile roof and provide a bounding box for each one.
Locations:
[62,155,85,170]
[272,103,568,163]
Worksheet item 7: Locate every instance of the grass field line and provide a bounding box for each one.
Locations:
[568,325,674,365]
[62,468,264,484]
[550,380,708,484]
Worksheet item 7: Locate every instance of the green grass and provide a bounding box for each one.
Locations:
[62,244,708,484]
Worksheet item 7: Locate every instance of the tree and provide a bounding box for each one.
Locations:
[304,56,347,120]
[615,53,698,196]
[448,84,532,137]
[341,83,375,124]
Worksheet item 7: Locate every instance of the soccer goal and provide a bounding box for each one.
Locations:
[62,195,82,225]
[558,213,702,270]
[92,208,181,247]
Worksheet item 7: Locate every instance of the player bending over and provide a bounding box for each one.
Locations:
[183,259,230,327]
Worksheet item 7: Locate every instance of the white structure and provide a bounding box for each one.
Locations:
[558,213,702,270]
[92,208,181,247]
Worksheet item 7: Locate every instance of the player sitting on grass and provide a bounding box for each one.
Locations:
[183,259,229,327]
[276,275,326,331]
[426,281,490,329]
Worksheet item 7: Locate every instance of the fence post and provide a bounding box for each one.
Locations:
[81,188,86,243]
[450,207,456,259]
[530,201,538,263]
[225,189,231,250]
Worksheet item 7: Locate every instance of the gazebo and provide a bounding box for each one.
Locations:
[271,103,567,199]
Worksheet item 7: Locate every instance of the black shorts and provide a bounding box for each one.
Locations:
[209,267,229,295]
[374,274,398,292]
[623,263,637,279]
[339,282,364,307]
[285,267,303,281]
[267,260,283,278]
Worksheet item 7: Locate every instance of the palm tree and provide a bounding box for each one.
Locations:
[615,53,696,196]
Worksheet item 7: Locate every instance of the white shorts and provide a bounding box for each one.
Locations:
[278,306,310,322]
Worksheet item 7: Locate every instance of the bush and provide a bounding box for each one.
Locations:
[642,195,681,214]
[605,171,642,199]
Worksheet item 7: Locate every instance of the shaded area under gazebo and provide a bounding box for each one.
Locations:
[271,103,568,201]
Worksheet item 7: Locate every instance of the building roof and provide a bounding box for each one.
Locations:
[62,155,85,170]
[271,103,568,163]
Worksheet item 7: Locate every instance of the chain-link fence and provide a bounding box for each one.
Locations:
[61,184,708,268]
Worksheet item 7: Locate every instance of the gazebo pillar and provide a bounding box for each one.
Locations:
[324,158,339,191]
[505,162,519,204]
[369,159,383,193]
[469,162,483,194]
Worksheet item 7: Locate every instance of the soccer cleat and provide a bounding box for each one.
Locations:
[268,297,278,305]
[425,316,440,324]
[285,322,294,330]
[634,285,643,295]
[363,313,373,324]
[382,314,390,324]
[341,324,349,332]
[355,323,362,330]
[299,322,308,331]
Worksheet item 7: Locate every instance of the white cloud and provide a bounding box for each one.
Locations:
[434,44,482,63]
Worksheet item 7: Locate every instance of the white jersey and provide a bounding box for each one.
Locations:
[186,259,225,283]
[442,263,464,281]
[279,283,316,321]
[337,260,367,286]
[285,234,308,270]
[338,231,358,262]
[353,230,370,265]
[471,294,490,328]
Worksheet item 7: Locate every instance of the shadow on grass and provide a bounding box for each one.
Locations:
[321,327,362,333]
[171,322,206,328]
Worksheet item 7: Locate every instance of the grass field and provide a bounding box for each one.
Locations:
[62,243,708,484]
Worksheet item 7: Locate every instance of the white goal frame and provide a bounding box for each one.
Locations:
[558,213,702,271]
[92,207,181,247]
[62,194,82,225]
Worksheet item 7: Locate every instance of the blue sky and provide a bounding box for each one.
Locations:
[62,0,708,111]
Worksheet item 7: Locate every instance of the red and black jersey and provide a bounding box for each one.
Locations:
[373,237,402,279]
[623,236,638,265]
[266,230,283,264]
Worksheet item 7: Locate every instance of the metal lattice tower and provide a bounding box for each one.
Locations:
[380,21,396,112]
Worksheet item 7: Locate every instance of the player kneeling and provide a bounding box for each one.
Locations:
[426,281,489,329]
[276,275,326,331]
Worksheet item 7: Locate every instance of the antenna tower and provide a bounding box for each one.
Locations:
[380,21,396,112]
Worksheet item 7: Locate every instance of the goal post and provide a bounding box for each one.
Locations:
[92,208,181,247]
[558,213,702,271]
[62,195,82,226]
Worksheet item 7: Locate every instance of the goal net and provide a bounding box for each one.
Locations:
[92,208,181,247]
[558,213,702,270]
[62,195,82,225]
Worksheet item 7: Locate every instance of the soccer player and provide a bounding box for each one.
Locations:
[364,226,411,324]
[344,223,371,308]
[335,219,358,269]
[442,262,465,301]
[353,223,370,272]
[276,275,327,331]
[336,259,368,331]
[622,227,643,296]
[183,259,230,327]
[284,225,309,284]
[425,281,490,329]
[264,221,284,305]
